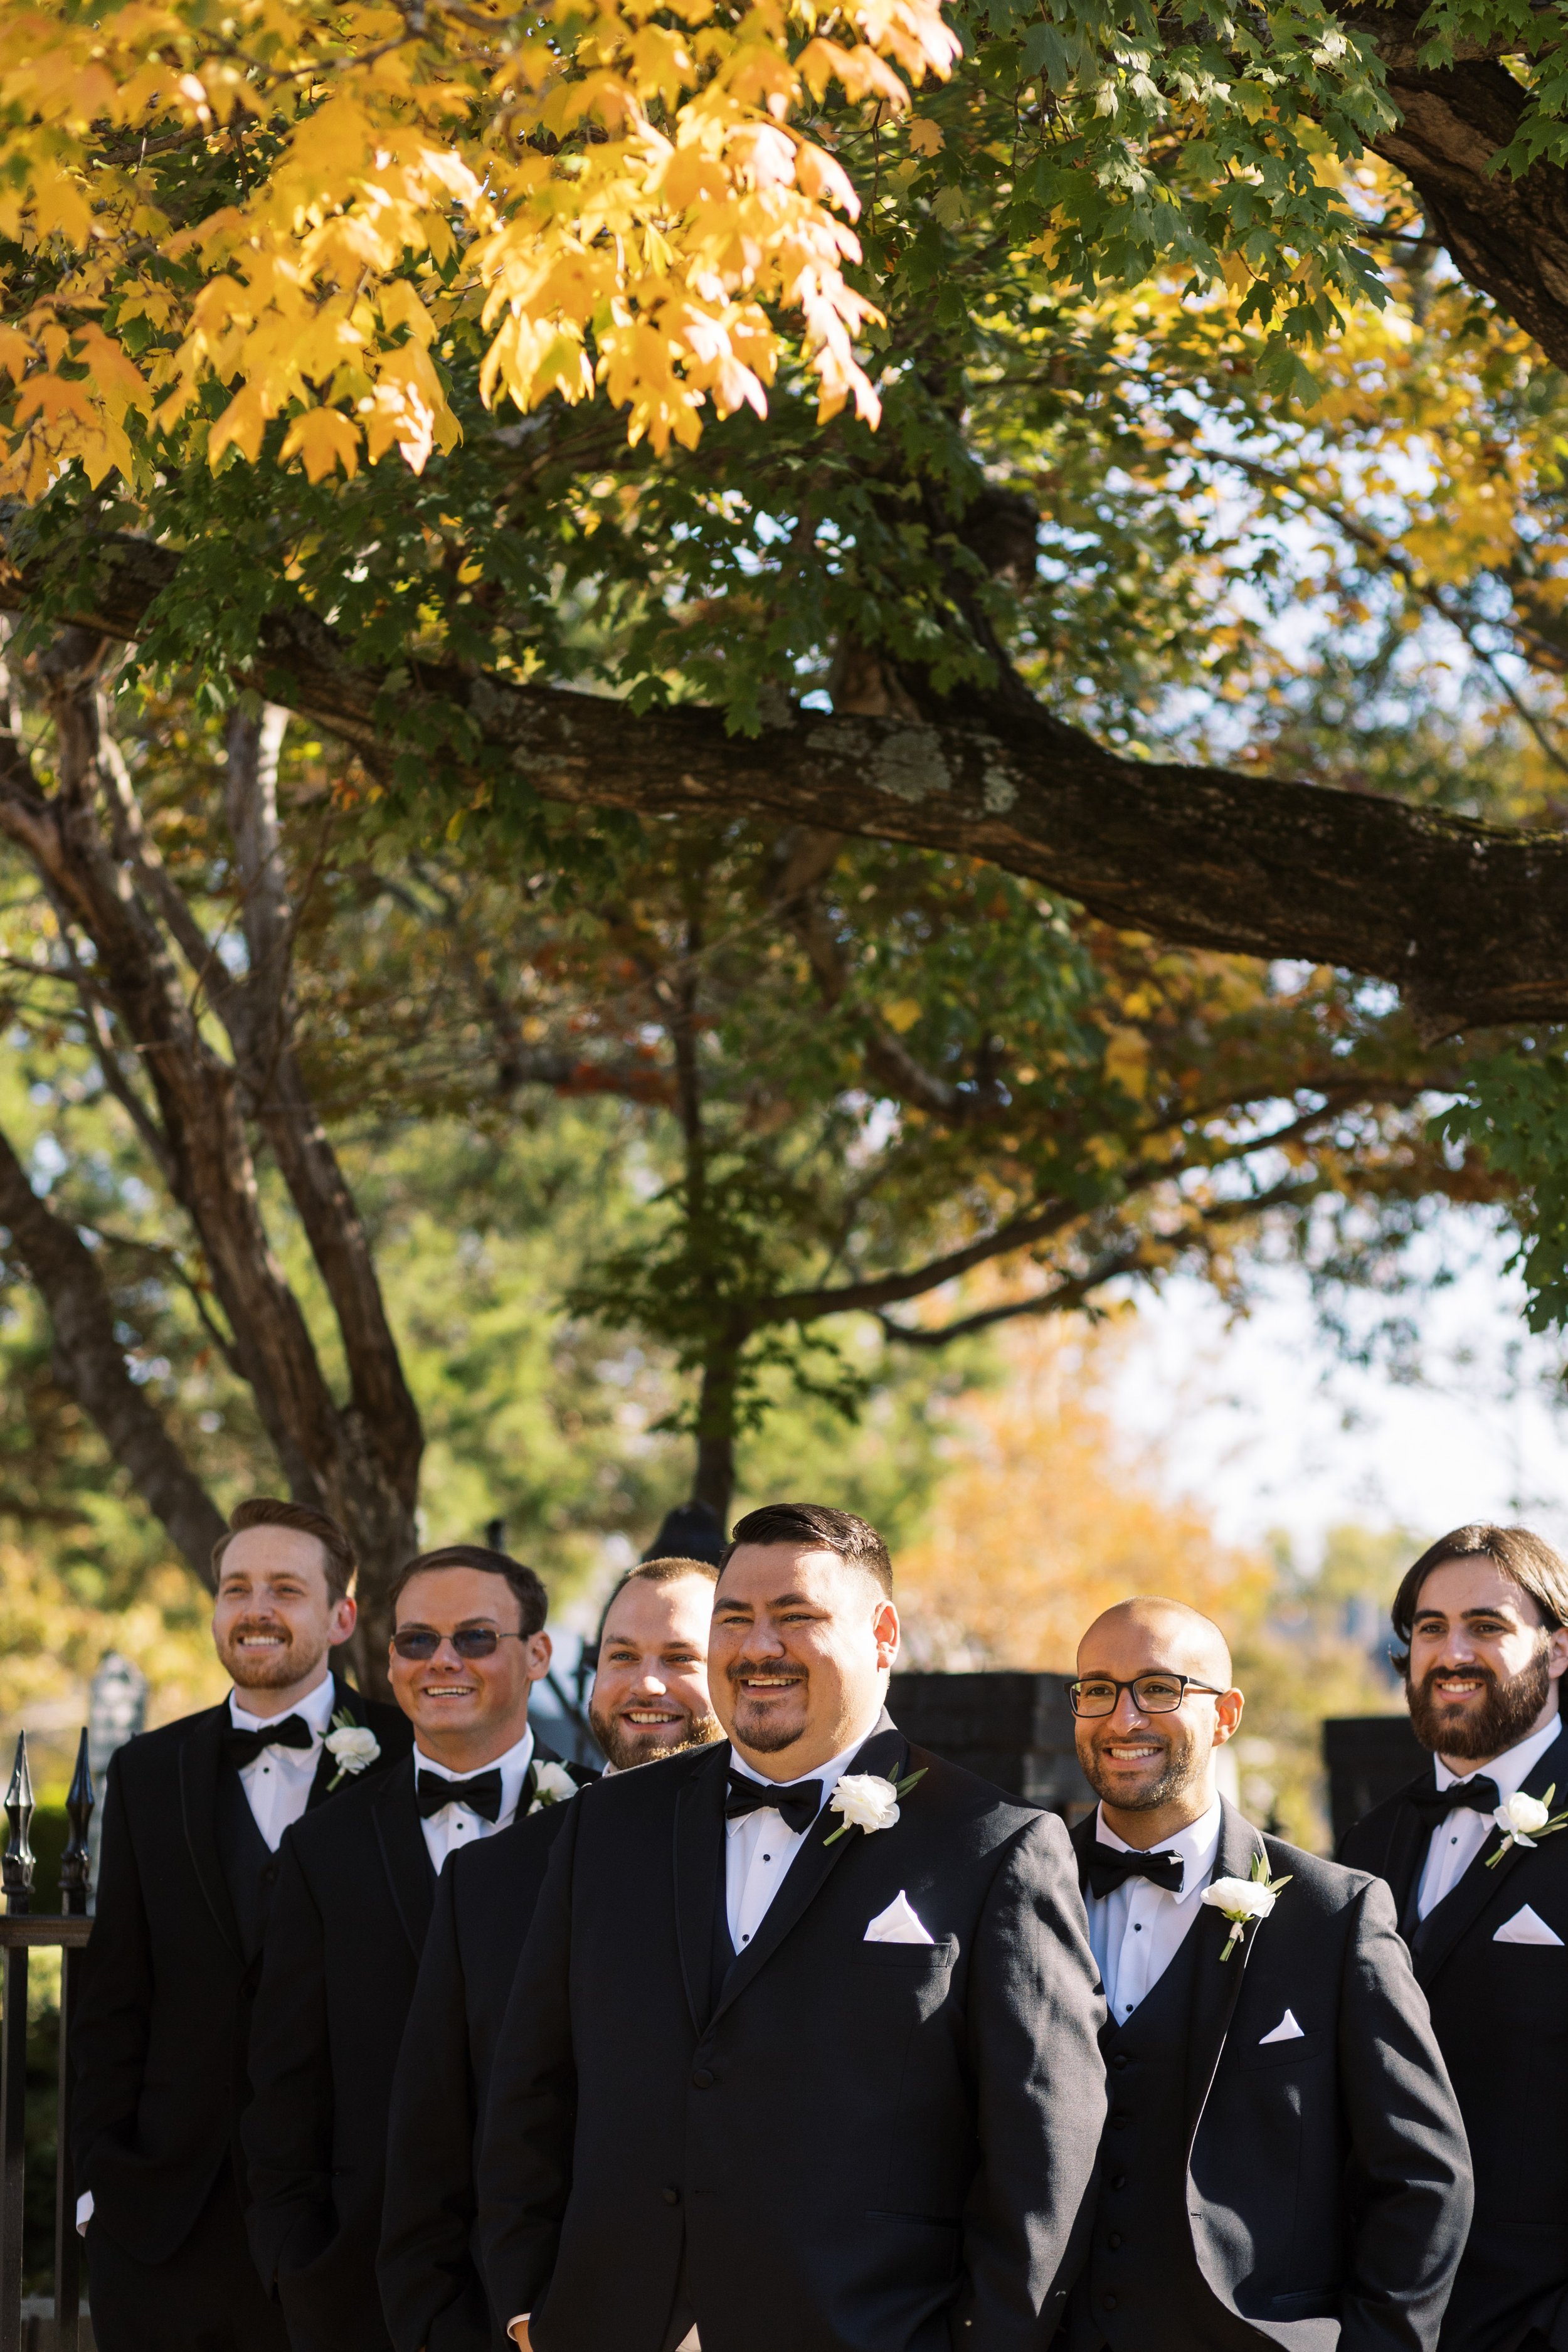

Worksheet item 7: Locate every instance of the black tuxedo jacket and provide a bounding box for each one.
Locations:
[477,1720,1108,2352]
[70,1671,408,2267]
[378,1804,577,2352]
[1342,1722,1568,2352]
[243,1740,593,2352]
[1067,1803,1473,2352]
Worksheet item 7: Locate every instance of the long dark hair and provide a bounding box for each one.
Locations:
[1390,1523,1568,1673]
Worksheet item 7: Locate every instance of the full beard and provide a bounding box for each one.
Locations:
[1407,1641,1553,1759]
[590,1707,724,1771]
[217,1622,316,1692]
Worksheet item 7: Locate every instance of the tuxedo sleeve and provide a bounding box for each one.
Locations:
[959,1811,1106,2352]
[70,1757,151,2184]
[1337,1873,1473,2352]
[241,1830,336,2294]
[379,1860,491,2352]
[475,1799,581,2330]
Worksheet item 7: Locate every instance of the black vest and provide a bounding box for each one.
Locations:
[1071,1914,1253,2352]
[215,1763,283,1964]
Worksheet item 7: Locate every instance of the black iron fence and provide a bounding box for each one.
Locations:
[0,1730,94,2352]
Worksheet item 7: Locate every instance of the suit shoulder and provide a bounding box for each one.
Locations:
[1337,1783,1419,1867]
[903,1744,1046,1846]
[286,1752,410,1863]
[1259,1832,1385,1915]
[335,1686,413,1757]
[110,1702,223,1779]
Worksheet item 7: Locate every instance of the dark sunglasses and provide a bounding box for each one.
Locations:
[389,1627,526,1662]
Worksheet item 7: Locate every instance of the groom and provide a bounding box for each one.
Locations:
[477,1502,1106,2352]
[1066,1596,1472,2352]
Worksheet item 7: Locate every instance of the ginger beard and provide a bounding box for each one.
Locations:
[214,1613,319,1693]
[1408,1638,1553,1760]
[588,1696,722,1771]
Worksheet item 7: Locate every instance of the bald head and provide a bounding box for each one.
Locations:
[1073,1594,1243,1847]
[1077,1597,1232,1689]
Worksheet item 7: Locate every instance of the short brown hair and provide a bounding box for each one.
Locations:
[595,1555,719,1646]
[1391,1523,1568,1667]
[388,1544,548,1637]
[211,1498,356,1603]
[723,1503,893,1596]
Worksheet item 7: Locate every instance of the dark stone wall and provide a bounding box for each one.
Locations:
[891,1670,1091,1822]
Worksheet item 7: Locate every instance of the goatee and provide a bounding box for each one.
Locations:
[1407,1641,1553,1759]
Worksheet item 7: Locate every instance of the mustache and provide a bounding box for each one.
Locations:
[1417,1662,1498,1700]
[226,1619,293,1640]
[726,1664,807,1687]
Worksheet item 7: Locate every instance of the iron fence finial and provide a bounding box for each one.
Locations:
[60,1728,95,1917]
[1,1735,34,1919]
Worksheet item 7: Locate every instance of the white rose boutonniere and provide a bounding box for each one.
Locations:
[324,1712,380,1791]
[824,1767,928,1846]
[1200,1853,1293,1961]
[1487,1783,1568,1864]
[528,1760,579,1813]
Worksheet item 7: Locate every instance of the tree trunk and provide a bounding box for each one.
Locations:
[691,1348,740,1531]
[20,535,1568,1035]
[0,637,421,1693]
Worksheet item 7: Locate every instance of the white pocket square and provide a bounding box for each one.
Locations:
[1258,2008,1305,2044]
[864,1890,935,1945]
[1494,1903,1565,1947]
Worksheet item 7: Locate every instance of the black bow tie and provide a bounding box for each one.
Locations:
[1406,1774,1501,1825]
[415,1767,504,1823]
[225,1715,315,1771]
[724,1771,824,1837]
[1082,1841,1185,1901]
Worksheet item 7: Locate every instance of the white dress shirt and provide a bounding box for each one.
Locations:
[1084,1798,1223,2024]
[415,1725,536,1873]
[725,1714,886,1954]
[1416,1712,1563,1920]
[230,1673,337,1852]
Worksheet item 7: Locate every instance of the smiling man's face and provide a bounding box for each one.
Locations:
[211,1526,355,1707]
[588,1571,719,1769]
[1407,1556,1568,1767]
[388,1565,551,1769]
[709,1542,899,1780]
[1073,1598,1243,1847]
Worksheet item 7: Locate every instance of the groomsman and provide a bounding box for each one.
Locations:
[378,1555,721,2352]
[1067,1595,1472,2352]
[1341,1523,1568,2352]
[244,1543,595,2352]
[477,1501,1107,2352]
[71,1498,409,2352]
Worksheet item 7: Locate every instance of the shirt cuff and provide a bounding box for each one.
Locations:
[75,2190,93,2233]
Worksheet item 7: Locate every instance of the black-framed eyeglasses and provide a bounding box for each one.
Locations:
[389,1628,526,1662]
[1067,1673,1226,1719]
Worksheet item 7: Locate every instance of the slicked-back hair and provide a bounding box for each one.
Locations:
[388,1544,548,1638]
[723,1503,893,1597]
[1391,1522,1568,1668]
[211,1497,356,1603]
[594,1554,720,1649]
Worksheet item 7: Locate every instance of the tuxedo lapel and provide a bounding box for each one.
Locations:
[1183,1801,1268,2139]
[305,1670,366,1811]
[179,1705,243,1963]
[673,1742,731,2035]
[1375,1775,1431,1940]
[373,1757,436,1958]
[1412,1725,1567,1988]
[709,1720,907,2029]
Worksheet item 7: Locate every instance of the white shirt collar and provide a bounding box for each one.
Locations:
[1434,1711,1562,1799]
[230,1673,336,1737]
[1093,1797,1223,1904]
[728,1709,886,1806]
[414,1723,537,1816]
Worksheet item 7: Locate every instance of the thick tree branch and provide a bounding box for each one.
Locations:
[16,534,1568,1034]
[0,1121,226,1579]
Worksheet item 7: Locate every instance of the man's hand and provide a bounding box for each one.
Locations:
[508,2324,531,2348]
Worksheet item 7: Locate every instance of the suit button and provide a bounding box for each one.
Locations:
[1111,2053,1128,2070]
[663,2187,681,2206]
[1107,2233,1122,2250]
[1110,2175,1126,2191]
[691,2069,714,2089]
[1101,2296,1118,2312]
[1109,2112,1128,2129]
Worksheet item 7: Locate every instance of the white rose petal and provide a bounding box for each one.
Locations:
[324,1726,379,1774]
[1499,1791,1551,1837]
[531,1761,578,1807]
[1201,1875,1276,1922]
[830,1774,903,1836]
